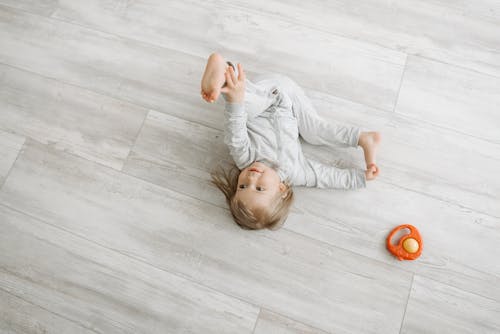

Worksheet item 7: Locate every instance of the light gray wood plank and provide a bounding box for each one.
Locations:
[122,105,500,302]
[124,87,500,219]
[396,56,500,143]
[400,275,500,334]
[254,309,329,334]
[209,0,500,77]
[0,130,24,186]
[287,184,500,302]
[0,141,413,334]
[0,5,222,129]
[0,0,56,16]
[0,289,95,334]
[427,0,500,23]
[305,89,500,218]
[1,1,498,333]
[123,110,230,205]
[282,94,500,301]
[0,204,259,334]
[0,64,147,170]
[50,0,406,112]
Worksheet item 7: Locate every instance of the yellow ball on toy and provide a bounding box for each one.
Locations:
[403,238,419,253]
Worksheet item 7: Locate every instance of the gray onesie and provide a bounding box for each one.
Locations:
[223,64,366,189]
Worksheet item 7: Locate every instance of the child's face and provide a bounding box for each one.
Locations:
[235,162,286,211]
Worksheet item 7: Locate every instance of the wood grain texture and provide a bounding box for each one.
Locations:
[0,5,220,128]
[0,141,412,334]
[254,309,329,334]
[1,1,499,332]
[302,88,500,218]
[396,56,500,144]
[123,110,230,206]
[400,275,500,334]
[49,0,406,112]
[0,289,95,334]
[0,204,259,334]
[0,130,24,187]
[0,0,57,16]
[207,0,500,77]
[124,82,500,218]
[0,64,147,170]
[123,96,500,302]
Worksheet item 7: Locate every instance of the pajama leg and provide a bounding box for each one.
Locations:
[276,75,360,148]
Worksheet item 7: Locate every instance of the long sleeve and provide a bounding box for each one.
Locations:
[306,159,366,189]
[223,102,254,169]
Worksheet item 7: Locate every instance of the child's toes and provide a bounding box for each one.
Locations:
[369,163,380,176]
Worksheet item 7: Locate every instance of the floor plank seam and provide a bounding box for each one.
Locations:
[0,60,224,133]
[5,137,499,291]
[0,61,150,119]
[412,272,500,303]
[381,178,500,220]
[1,2,499,332]
[0,202,337,333]
[0,4,172,54]
[391,108,500,146]
[0,285,101,334]
[391,55,409,113]
[398,273,414,334]
[3,47,497,155]
[2,134,225,210]
[121,110,150,172]
[192,0,407,66]
[37,1,405,70]
[410,53,500,81]
[0,137,26,190]
[0,4,402,114]
[0,202,260,313]
[6,162,497,304]
[8,137,495,295]
[216,1,500,79]
[3,6,498,145]
[5,57,498,178]
[251,307,261,334]
[3,5,499,136]
[260,307,335,334]
[3,197,499,333]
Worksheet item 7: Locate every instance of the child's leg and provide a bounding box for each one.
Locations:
[279,75,360,148]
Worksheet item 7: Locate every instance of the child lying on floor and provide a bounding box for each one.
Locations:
[201,53,380,230]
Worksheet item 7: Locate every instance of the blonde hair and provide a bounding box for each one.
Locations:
[211,164,294,230]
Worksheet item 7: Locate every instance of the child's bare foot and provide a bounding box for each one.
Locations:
[358,131,381,177]
[201,53,228,103]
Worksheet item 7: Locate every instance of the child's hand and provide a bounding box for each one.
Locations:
[365,163,380,181]
[221,63,245,103]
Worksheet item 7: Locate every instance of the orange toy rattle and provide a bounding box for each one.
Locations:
[386,224,423,261]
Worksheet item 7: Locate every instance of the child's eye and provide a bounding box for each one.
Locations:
[256,187,265,191]
[239,185,246,189]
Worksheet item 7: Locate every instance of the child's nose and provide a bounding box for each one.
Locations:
[248,172,260,179]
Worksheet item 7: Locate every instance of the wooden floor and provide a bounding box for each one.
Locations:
[1,1,499,333]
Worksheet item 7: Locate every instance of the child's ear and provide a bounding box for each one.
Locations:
[279,182,288,198]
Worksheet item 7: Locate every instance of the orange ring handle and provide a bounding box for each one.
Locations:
[386,224,423,261]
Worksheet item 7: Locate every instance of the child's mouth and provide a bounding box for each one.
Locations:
[249,168,263,173]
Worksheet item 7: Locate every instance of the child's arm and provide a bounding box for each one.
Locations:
[224,102,254,169]
[306,159,367,189]
[223,64,254,168]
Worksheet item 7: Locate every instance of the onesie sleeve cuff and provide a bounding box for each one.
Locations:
[356,169,367,188]
[225,102,245,115]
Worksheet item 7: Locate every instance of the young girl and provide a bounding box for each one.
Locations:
[201,53,380,231]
